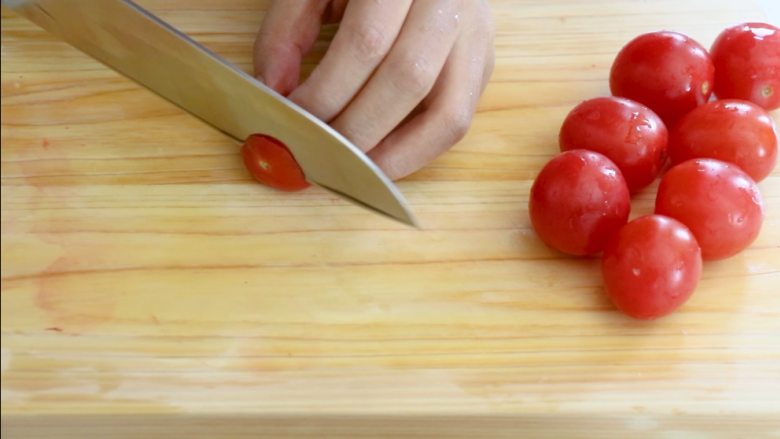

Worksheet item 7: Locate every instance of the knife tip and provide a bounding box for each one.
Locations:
[312,179,420,229]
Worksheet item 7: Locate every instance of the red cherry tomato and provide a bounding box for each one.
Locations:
[559,97,669,193]
[602,215,702,320]
[655,159,764,261]
[711,22,780,111]
[529,150,631,256]
[610,31,715,126]
[669,99,779,183]
[241,134,310,191]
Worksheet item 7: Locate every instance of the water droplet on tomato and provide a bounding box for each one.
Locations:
[728,213,745,225]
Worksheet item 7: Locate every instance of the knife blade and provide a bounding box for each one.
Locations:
[2,0,418,227]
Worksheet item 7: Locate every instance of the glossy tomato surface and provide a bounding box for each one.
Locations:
[655,159,764,261]
[559,97,668,193]
[602,215,702,320]
[669,99,778,182]
[610,31,714,126]
[529,150,631,256]
[241,134,311,191]
[711,22,780,111]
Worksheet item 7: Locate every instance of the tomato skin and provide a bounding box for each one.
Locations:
[610,31,715,126]
[559,97,668,193]
[655,159,764,261]
[241,134,311,191]
[602,215,702,320]
[668,99,779,183]
[711,22,780,111]
[529,150,631,256]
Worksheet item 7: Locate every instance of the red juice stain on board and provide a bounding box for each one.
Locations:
[34,256,116,332]
[12,136,114,331]
[16,136,74,186]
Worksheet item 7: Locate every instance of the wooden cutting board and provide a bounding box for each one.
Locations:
[2,0,779,437]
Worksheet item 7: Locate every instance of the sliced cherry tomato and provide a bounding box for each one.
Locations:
[655,158,764,261]
[241,134,310,191]
[668,99,778,183]
[711,22,780,111]
[610,31,715,126]
[559,97,668,193]
[529,150,631,256]
[602,215,702,320]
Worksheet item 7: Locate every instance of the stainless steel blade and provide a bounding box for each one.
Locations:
[2,0,418,227]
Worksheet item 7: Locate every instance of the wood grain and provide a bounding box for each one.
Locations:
[2,0,779,437]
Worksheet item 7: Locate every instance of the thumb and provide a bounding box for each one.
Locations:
[253,0,327,96]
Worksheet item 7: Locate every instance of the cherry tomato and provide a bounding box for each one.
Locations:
[668,99,778,183]
[602,215,702,320]
[610,31,715,126]
[559,97,669,193]
[711,22,780,111]
[655,159,764,261]
[529,150,631,256]
[241,134,310,191]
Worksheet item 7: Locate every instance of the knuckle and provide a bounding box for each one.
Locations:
[391,55,437,97]
[290,83,332,121]
[442,106,474,143]
[384,163,407,182]
[371,149,409,182]
[348,22,388,64]
[337,123,373,152]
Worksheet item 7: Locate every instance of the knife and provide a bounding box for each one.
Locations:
[1,0,418,227]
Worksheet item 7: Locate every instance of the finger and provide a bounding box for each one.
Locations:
[253,0,327,96]
[481,48,496,94]
[288,0,413,122]
[367,35,487,181]
[479,13,496,93]
[330,0,463,152]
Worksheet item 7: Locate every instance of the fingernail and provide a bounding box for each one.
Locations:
[258,70,283,93]
[257,73,284,94]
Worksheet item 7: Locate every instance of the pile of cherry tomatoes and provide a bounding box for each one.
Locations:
[530,23,779,320]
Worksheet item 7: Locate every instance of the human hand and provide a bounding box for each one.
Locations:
[254,0,495,180]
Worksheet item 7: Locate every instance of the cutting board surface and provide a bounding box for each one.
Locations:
[1,0,779,437]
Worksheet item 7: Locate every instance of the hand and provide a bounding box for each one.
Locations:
[253,0,495,180]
